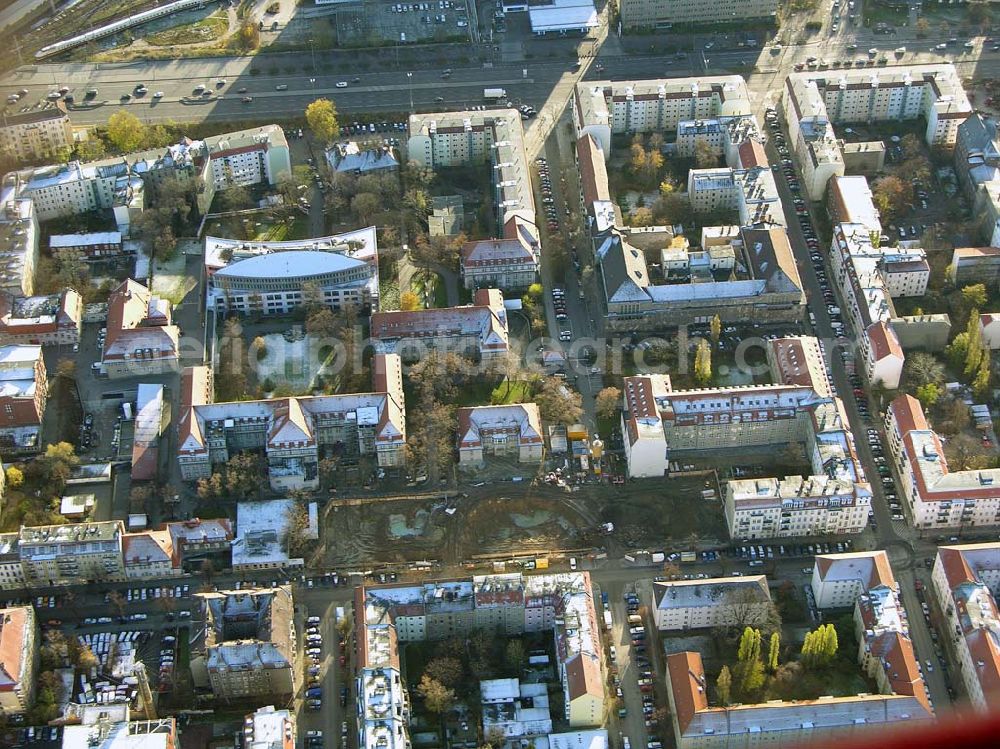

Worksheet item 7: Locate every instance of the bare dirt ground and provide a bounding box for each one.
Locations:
[320,475,730,568]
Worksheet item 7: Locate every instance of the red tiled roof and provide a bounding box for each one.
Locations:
[666,652,708,734]
[867,321,903,361]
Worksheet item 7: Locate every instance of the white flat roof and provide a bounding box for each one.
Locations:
[529,0,599,31]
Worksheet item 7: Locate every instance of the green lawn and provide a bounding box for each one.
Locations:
[491,379,534,405]
[203,212,308,242]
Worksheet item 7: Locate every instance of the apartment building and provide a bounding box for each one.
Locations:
[101,279,179,379]
[408,110,534,233]
[355,572,604,749]
[0,289,82,346]
[981,313,1000,349]
[233,499,316,571]
[0,344,47,454]
[457,403,543,466]
[18,520,125,587]
[327,142,399,175]
[0,192,38,296]
[460,216,540,292]
[948,246,1000,287]
[807,551,932,717]
[831,223,927,390]
[955,113,1000,200]
[191,586,296,704]
[49,231,125,259]
[885,395,1000,529]
[62,705,177,749]
[674,119,725,157]
[0,606,37,715]
[726,475,870,539]
[481,678,553,740]
[666,648,931,749]
[178,354,406,490]
[122,529,177,580]
[205,227,380,315]
[620,0,776,29]
[0,107,72,163]
[131,383,166,481]
[164,516,232,569]
[652,576,771,631]
[625,337,870,538]
[0,534,23,590]
[244,705,296,749]
[931,543,1000,712]
[828,176,883,235]
[370,288,509,360]
[6,124,290,224]
[572,77,752,155]
[784,66,971,199]
[811,550,896,609]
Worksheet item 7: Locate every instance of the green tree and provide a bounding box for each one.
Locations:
[947,331,971,372]
[962,284,988,310]
[974,350,992,399]
[694,338,712,385]
[659,178,676,196]
[767,632,780,673]
[4,465,23,488]
[305,98,340,143]
[915,382,942,408]
[710,315,722,344]
[904,351,946,389]
[630,206,653,227]
[716,664,732,706]
[417,674,455,714]
[106,110,146,153]
[351,192,381,224]
[965,309,983,377]
[734,627,765,697]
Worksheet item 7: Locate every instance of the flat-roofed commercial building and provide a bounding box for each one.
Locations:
[620,0,775,29]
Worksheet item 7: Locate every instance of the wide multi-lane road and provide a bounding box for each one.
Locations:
[2,30,999,126]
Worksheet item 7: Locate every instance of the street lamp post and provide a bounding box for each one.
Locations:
[309,37,316,72]
[407,72,413,112]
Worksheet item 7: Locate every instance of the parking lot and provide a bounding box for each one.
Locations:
[335,0,473,45]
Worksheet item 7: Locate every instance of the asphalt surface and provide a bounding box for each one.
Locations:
[4,31,1000,126]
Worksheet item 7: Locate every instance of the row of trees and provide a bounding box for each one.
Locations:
[716,623,839,706]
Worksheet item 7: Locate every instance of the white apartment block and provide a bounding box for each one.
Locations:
[178,354,406,491]
[356,573,604,749]
[0,108,73,163]
[408,110,534,233]
[573,77,752,155]
[205,227,379,316]
[244,705,296,749]
[726,475,870,539]
[811,550,896,609]
[620,0,776,29]
[831,223,927,390]
[784,66,971,199]
[931,544,1000,712]
[674,119,725,158]
[886,395,1000,530]
[457,403,543,466]
[652,576,771,631]
[18,521,125,587]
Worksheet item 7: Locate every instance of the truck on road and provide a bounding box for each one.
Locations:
[484,88,507,99]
